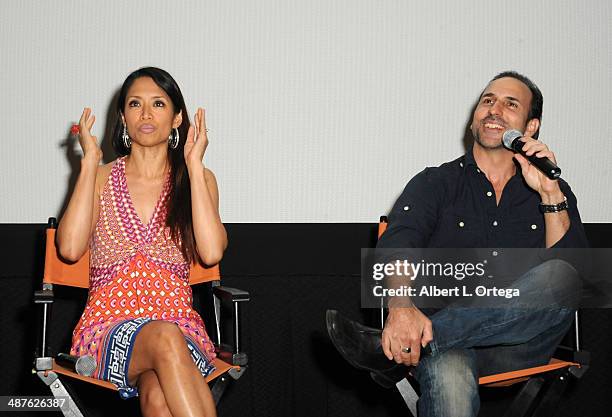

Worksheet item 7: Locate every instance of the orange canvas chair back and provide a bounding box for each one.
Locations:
[43,228,220,288]
[377,216,388,239]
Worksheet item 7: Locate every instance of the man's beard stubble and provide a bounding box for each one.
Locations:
[472,131,505,150]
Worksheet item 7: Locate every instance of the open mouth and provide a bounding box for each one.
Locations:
[483,122,505,130]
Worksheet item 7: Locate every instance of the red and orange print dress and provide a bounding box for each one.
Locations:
[70,157,216,399]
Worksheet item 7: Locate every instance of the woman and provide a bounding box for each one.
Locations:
[57,67,226,417]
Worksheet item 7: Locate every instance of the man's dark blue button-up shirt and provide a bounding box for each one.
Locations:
[378,148,588,250]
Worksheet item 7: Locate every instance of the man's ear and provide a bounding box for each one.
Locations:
[173,111,183,129]
[525,118,540,138]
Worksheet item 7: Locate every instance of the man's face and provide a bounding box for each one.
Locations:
[471,77,535,150]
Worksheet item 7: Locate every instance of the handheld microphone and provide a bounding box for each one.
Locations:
[56,353,96,376]
[502,129,561,179]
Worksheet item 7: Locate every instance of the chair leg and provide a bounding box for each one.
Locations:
[503,377,545,417]
[396,378,419,417]
[531,369,572,417]
[210,368,246,405]
[37,371,85,417]
[210,374,231,405]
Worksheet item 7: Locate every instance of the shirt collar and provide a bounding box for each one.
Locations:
[464,146,477,169]
[463,145,524,180]
[459,146,479,173]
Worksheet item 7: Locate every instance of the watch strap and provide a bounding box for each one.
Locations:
[539,196,568,213]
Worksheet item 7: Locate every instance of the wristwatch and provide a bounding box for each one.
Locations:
[539,196,568,213]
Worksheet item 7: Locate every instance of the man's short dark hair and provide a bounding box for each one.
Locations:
[490,71,543,138]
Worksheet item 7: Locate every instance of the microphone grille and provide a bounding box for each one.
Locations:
[502,129,523,149]
[75,355,97,377]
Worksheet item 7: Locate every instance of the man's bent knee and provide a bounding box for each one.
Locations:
[534,259,581,309]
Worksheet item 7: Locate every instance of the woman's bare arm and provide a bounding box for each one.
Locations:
[56,108,103,261]
[184,108,227,265]
[189,166,227,265]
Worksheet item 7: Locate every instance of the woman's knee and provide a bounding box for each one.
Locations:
[139,321,188,363]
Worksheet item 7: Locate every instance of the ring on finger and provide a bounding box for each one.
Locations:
[401,347,411,353]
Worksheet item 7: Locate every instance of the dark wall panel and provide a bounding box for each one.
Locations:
[1,223,611,417]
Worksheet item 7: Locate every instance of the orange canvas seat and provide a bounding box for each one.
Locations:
[47,356,238,390]
[479,358,580,387]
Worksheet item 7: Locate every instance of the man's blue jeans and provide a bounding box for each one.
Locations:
[412,259,581,417]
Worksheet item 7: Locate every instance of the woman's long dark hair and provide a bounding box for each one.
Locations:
[111,67,196,263]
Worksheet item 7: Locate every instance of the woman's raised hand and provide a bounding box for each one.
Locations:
[78,108,102,163]
[184,107,209,169]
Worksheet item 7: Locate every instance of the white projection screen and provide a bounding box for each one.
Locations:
[1,0,611,223]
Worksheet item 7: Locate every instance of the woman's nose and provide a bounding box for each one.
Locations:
[140,104,152,119]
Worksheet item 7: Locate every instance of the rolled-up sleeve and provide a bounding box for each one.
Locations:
[550,180,589,249]
[538,180,590,280]
[377,168,443,249]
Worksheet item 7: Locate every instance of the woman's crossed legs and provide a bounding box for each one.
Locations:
[127,321,216,417]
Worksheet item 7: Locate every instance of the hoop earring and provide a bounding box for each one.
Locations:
[122,124,131,149]
[169,128,179,149]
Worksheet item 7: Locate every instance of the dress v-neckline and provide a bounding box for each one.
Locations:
[119,157,170,240]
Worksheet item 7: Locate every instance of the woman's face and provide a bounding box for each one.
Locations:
[123,76,182,148]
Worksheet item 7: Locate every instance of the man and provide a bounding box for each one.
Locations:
[327,71,588,417]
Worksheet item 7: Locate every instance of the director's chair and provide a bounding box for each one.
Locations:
[376,216,589,417]
[33,217,249,417]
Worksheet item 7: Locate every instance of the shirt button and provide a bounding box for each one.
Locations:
[476,168,481,173]
[403,205,411,211]
[486,191,493,197]
[459,162,464,167]
[531,224,537,230]
[492,220,498,227]
[492,251,498,256]
[458,221,465,228]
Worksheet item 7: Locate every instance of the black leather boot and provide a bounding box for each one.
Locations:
[326,309,409,388]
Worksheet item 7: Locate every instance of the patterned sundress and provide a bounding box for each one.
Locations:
[70,156,216,399]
